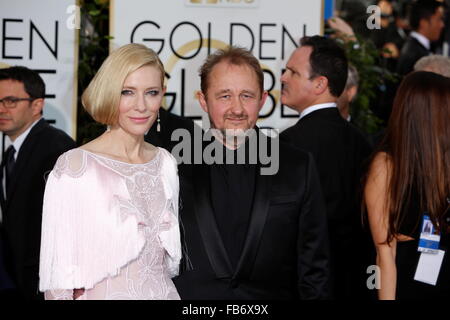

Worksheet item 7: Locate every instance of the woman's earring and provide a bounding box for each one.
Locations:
[157,112,161,132]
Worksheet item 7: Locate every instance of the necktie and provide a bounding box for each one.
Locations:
[4,145,16,194]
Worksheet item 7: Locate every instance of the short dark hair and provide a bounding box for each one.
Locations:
[0,66,45,99]
[199,46,264,96]
[409,0,443,31]
[300,36,348,97]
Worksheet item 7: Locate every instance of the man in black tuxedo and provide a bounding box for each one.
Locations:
[280,36,372,299]
[0,66,75,299]
[173,47,331,299]
[397,0,445,76]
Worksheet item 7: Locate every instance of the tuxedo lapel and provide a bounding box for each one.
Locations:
[6,119,46,203]
[233,135,272,281]
[193,164,233,279]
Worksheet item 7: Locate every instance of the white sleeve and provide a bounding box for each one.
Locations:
[39,150,146,292]
[158,148,182,278]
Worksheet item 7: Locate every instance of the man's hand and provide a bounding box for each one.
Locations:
[328,17,356,42]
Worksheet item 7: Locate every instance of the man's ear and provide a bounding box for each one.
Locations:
[197,91,209,113]
[314,76,329,95]
[259,91,269,110]
[347,85,358,102]
[31,98,44,116]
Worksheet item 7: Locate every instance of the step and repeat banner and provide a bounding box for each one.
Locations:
[0,0,324,146]
[111,0,324,130]
[0,0,78,144]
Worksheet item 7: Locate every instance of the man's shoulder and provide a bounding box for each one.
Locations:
[278,138,312,167]
[32,121,76,150]
[280,114,336,142]
[281,115,372,157]
[279,137,308,155]
[38,122,74,140]
[403,36,427,51]
[279,120,305,140]
[266,139,315,188]
[281,109,339,131]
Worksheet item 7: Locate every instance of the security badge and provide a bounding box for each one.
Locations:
[414,213,445,286]
[418,214,440,253]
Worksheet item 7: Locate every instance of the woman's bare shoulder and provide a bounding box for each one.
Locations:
[369,151,391,175]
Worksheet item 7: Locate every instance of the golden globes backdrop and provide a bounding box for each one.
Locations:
[111,0,323,130]
[0,0,79,142]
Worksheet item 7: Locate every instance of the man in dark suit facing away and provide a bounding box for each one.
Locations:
[0,66,75,299]
[280,36,372,299]
[173,46,331,300]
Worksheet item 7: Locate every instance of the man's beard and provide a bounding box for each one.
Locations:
[209,115,252,150]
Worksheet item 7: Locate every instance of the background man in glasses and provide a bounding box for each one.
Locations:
[0,66,75,300]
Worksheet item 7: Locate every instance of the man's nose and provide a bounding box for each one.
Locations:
[280,70,288,83]
[231,97,245,114]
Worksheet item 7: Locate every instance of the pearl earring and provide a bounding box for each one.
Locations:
[157,112,161,132]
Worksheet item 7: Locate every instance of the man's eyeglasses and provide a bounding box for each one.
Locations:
[0,97,34,109]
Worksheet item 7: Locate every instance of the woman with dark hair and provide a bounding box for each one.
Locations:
[364,71,450,299]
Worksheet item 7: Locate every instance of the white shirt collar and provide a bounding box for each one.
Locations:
[410,31,431,51]
[300,103,337,120]
[5,117,42,160]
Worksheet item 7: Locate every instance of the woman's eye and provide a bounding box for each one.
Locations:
[121,90,133,96]
[147,90,159,96]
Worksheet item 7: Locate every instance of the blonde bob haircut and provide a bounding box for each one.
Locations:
[82,43,165,125]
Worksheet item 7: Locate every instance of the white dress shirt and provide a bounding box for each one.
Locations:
[410,31,431,51]
[299,102,337,120]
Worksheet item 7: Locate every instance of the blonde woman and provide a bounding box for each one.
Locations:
[38,44,181,300]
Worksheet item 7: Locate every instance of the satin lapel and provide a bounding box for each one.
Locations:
[193,164,233,278]
[6,119,46,202]
[233,162,272,281]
